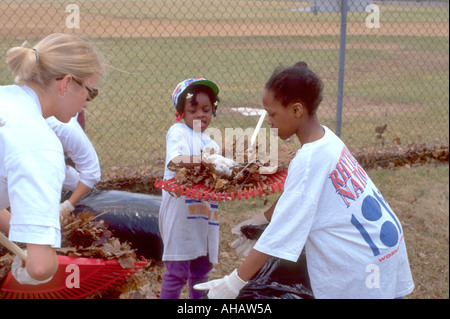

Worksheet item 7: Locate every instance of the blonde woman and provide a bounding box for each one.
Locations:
[0,33,103,285]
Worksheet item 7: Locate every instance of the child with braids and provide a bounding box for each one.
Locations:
[159,78,222,299]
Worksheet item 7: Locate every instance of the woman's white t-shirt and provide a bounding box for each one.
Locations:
[159,123,221,263]
[46,115,101,191]
[0,85,65,247]
[254,126,414,299]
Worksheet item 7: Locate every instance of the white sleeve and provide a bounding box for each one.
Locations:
[253,155,319,262]
[202,134,221,155]
[254,191,317,262]
[62,165,80,192]
[47,117,101,189]
[165,124,221,163]
[166,125,191,163]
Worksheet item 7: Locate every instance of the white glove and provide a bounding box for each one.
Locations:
[202,153,238,178]
[230,236,255,256]
[231,212,269,256]
[11,254,53,285]
[60,200,75,217]
[194,269,248,299]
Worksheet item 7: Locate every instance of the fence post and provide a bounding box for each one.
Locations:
[336,0,348,137]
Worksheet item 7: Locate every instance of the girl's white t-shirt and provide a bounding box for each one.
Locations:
[254,126,414,299]
[159,123,221,263]
[0,85,65,247]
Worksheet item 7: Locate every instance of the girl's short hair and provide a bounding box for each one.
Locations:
[265,61,324,116]
[175,84,220,116]
[6,33,103,86]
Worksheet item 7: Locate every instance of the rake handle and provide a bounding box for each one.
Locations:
[250,110,267,146]
[235,110,267,179]
[0,232,27,261]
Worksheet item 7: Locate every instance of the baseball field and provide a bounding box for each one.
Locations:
[0,1,448,170]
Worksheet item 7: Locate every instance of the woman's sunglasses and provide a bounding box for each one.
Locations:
[56,76,99,101]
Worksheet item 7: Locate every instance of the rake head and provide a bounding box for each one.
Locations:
[0,255,147,299]
[155,169,287,201]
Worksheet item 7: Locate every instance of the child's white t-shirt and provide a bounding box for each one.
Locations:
[0,85,65,247]
[254,126,414,299]
[159,123,221,263]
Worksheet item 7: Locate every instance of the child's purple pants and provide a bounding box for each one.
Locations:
[160,255,213,299]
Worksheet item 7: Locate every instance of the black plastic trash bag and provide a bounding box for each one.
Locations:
[73,188,163,261]
[236,225,314,299]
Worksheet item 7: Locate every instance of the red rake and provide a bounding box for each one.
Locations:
[0,233,147,299]
[155,169,288,201]
[155,111,289,202]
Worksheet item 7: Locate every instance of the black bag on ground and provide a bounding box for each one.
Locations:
[73,189,163,261]
[236,224,314,299]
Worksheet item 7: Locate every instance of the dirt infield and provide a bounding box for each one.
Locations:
[1,2,448,39]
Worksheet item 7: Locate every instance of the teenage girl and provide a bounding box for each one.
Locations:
[195,62,414,299]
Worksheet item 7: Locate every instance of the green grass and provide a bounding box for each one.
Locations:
[82,33,448,170]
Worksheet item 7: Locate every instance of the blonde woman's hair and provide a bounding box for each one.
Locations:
[6,33,103,86]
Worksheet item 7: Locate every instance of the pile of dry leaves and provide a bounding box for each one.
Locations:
[354,143,449,170]
[167,142,295,195]
[96,162,164,194]
[0,211,157,299]
[0,252,13,284]
[94,142,448,196]
[58,211,138,268]
[59,210,159,299]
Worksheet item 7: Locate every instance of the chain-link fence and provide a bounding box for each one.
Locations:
[1,0,448,176]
